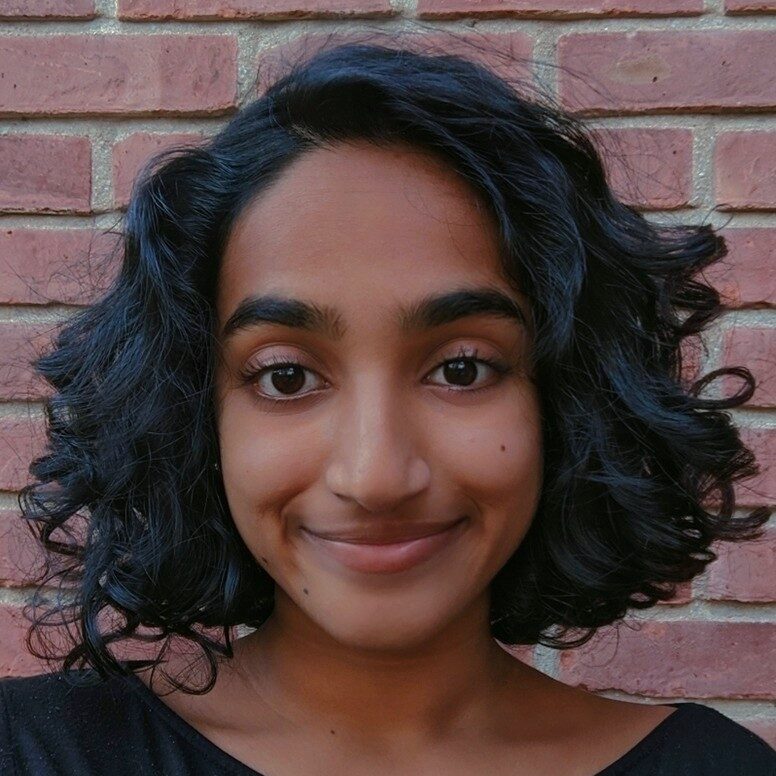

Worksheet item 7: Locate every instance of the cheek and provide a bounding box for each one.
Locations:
[441,389,544,549]
[216,398,323,559]
[445,389,542,495]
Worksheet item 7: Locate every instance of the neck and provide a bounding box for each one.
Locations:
[226,588,526,747]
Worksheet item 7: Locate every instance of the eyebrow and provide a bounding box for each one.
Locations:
[221,285,529,341]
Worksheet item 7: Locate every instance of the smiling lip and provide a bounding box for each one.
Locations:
[301,518,467,574]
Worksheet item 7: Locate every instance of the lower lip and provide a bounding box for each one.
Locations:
[301,519,467,575]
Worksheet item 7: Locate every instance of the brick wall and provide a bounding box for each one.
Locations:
[0,0,774,746]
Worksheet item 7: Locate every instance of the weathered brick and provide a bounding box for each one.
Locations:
[590,127,692,209]
[255,31,533,96]
[0,229,120,306]
[744,719,776,749]
[119,0,393,20]
[0,35,237,116]
[703,228,776,308]
[113,132,208,208]
[0,416,48,492]
[418,0,702,18]
[558,31,776,115]
[720,327,776,407]
[715,132,776,211]
[0,135,90,214]
[736,427,776,508]
[725,0,776,12]
[703,533,776,602]
[558,621,776,698]
[0,0,95,18]
[0,605,51,677]
[0,322,60,401]
[0,509,46,588]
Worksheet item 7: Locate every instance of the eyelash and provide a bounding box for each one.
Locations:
[238,347,513,407]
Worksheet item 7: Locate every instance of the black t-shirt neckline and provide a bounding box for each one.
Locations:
[124,671,688,776]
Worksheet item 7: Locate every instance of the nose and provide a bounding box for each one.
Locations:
[324,376,431,513]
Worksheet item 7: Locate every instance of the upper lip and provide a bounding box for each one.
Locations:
[302,517,465,545]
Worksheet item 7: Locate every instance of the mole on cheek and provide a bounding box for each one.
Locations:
[500,444,506,452]
[303,588,309,595]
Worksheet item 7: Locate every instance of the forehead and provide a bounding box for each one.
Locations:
[216,142,511,323]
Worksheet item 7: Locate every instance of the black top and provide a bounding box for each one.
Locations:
[1,670,774,775]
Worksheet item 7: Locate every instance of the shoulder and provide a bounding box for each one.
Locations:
[0,669,153,774]
[608,702,776,775]
[0,668,139,723]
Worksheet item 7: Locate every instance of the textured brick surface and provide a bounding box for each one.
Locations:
[715,132,776,211]
[720,327,776,407]
[703,534,776,602]
[418,0,703,17]
[0,509,45,588]
[0,36,238,116]
[0,605,51,677]
[736,427,776,508]
[0,135,91,214]
[0,322,59,401]
[558,31,776,115]
[0,417,48,492]
[254,30,534,95]
[113,132,208,208]
[705,228,776,308]
[0,229,120,306]
[559,621,776,698]
[119,0,394,19]
[725,0,776,11]
[590,127,692,209]
[0,0,95,17]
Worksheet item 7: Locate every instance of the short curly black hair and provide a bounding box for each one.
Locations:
[18,35,771,694]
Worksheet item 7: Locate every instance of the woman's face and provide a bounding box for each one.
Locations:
[214,141,543,651]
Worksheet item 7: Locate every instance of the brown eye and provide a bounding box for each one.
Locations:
[241,356,325,402]
[442,359,479,387]
[265,364,307,395]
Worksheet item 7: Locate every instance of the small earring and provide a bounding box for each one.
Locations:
[213,461,220,471]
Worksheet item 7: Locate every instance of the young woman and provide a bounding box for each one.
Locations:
[1,39,774,775]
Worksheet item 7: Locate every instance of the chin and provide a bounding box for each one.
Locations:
[313,606,455,653]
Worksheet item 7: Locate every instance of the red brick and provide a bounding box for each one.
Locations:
[703,228,776,308]
[558,31,776,115]
[119,0,393,20]
[255,31,533,96]
[0,608,243,678]
[0,229,120,306]
[0,416,48,492]
[736,427,776,508]
[0,322,61,401]
[679,336,703,388]
[0,35,237,117]
[0,605,51,677]
[720,327,776,407]
[656,580,693,605]
[744,719,776,749]
[703,533,776,603]
[0,135,90,214]
[590,127,692,209]
[113,132,208,209]
[733,425,776,507]
[0,0,94,17]
[558,621,776,698]
[418,0,702,18]
[725,0,776,11]
[716,132,776,211]
[0,509,46,588]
